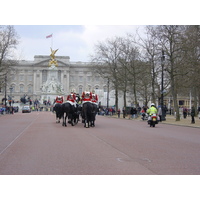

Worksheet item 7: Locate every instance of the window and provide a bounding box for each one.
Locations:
[42,70,47,83]
[70,76,74,82]
[95,86,99,90]
[10,85,15,93]
[79,87,83,95]
[79,76,83,82]
[28,75,33,81]
[10,74,16,81]
[19,75,24,81]
[28,85,32,93]
[179,100,184,106]
[95,76,99,82]
[20,85,24,93]
[58,70,61,82]
[87,76,91,82]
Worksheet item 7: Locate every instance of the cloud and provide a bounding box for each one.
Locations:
[14,25,144,62]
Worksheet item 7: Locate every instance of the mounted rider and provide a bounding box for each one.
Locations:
[55,95,64,104]
[81,90,92,104]
[67,89,77,107]
[91,90,98,105]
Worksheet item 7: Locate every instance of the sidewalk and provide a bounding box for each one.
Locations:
[161,115,200,128]
[109,114,200,128]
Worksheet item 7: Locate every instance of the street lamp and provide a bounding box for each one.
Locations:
[9,87,13,106]
[107,78,109,108]
[161,50,166,121]
[4,74,7,107]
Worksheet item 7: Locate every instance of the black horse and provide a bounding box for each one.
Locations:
[82,102,95,128]
[53,103,63,123]
[91,103,98,127]
[62,102,77,127]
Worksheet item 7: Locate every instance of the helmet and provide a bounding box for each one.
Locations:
[151,103,155,107]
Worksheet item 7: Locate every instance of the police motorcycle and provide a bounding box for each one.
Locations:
[147,103,159,127]
[148,114,159,127]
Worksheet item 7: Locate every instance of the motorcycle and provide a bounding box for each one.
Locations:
[148,114,159,127]
[141,112,148,120]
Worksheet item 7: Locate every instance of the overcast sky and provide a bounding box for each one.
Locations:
[14,25,145,62]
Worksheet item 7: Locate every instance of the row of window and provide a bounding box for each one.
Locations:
[0,85,33,94]
[10,74,33,82]
[69,85,108,95]
[70,76,101,82]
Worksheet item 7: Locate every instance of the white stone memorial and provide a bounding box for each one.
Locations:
[41,49,64,104]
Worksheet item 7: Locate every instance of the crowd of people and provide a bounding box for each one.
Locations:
[1,91,200,124]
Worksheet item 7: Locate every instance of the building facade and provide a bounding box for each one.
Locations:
[0,55,108,105]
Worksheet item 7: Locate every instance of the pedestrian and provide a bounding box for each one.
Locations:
[132,107,137,118]
[130,107,134,119]
[158,106,162,122]
[117,109,121,118]
[183,107,187,119]
[179,106,183,119]
[191,105,195,124]
[122,107,126,118]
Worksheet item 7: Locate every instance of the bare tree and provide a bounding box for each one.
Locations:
[156,25,187,121]
[92,37,123,111]
[182,25,200,115]
[0,25,19,95]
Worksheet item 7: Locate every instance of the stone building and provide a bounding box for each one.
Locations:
[0,55,108,105]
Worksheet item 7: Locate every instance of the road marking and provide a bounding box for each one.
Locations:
[0,114,39,157]
[142,158,152,163]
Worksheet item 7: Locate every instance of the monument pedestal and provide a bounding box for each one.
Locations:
[41,65,64,104]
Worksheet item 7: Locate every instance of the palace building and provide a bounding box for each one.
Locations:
[0,55,107,105]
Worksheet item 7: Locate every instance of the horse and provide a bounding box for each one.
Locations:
[90,103,98,127]
[82,102,94,128]
[53,103,63,123]
[62,101,77,127]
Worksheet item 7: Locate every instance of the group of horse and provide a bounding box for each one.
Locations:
[53,101,98,128]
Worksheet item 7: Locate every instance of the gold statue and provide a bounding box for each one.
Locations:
[49,47,59,67]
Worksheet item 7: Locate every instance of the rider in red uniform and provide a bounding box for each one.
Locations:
[55,96,64,104]
[91,91,98,104]
[81,91,92,102]
[67,92,76,103]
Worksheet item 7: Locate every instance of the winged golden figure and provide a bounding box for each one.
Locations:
[50,47,59,60]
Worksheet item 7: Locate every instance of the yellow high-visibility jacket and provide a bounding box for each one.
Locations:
[147,106,157,115]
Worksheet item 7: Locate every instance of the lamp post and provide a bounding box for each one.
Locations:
[161,50,166,121]
[9,87,13,106]
[107,78,109,109]
[4,74,7,107]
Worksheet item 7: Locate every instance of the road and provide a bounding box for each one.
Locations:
[0,111,200,175]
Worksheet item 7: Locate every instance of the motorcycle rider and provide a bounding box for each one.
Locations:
[147,103,157,115]
[147,103,158,123]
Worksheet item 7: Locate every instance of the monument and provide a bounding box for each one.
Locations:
[41,48,64,104]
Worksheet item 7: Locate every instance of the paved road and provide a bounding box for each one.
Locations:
[0,112,200,175]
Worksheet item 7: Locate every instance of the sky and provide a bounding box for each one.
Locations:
[14,25,144,62]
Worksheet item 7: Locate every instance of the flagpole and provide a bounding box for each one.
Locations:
[51,33,53,49]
